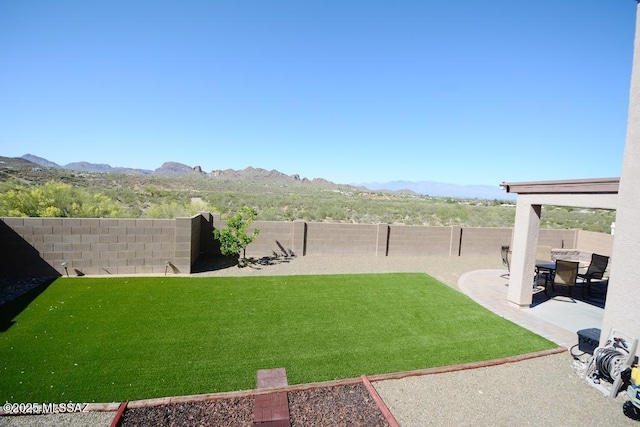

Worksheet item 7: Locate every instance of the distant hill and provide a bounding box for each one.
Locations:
[21,154,61,169]
[65,161,153,175]
[357,180,515,201]
[22,154,153,175]
[7,154,514,200]
[154,161,203,177]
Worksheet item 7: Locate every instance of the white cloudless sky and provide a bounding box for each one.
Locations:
[0,1,637,186]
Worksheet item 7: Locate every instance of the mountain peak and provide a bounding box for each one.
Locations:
[22,154,61,169]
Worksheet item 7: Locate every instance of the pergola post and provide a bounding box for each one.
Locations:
[507,198,541,307]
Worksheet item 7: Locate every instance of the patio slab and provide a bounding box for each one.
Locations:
[457,269,605,349]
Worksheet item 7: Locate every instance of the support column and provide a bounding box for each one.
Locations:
[507,197,541,307]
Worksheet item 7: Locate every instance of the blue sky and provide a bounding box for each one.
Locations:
[0,1,637,186]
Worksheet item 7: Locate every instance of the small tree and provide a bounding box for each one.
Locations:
[213,207,260,265]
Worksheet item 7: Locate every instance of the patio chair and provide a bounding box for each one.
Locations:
[545,260,579,297]
[501,245,511,273]
[578,253,610,298]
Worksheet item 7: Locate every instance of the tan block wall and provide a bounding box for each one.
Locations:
[576,230,614,257]
[244,220,296,258]
[459,227,514,256]
[174,216,200,274]
[305,223,379,256]
[0,218,59,277]
[538,228,578,250]
[1,213,613,278]
[1,216,176,276]
[387,225,455,256]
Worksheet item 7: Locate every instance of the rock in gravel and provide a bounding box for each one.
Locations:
[288,384,390,427]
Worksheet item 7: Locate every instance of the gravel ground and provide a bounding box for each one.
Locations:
[0,412,114,427]
[2,255,638,426]
[374,351,638,427]
[189,254,505,291]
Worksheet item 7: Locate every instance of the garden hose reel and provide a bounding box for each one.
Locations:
[584,329,638,399]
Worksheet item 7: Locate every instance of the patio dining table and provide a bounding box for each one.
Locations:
[535,261,556,287]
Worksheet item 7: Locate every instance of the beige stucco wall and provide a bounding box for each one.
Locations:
[601,3,640,355]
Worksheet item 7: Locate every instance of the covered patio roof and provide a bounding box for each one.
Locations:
[501,177,619,195]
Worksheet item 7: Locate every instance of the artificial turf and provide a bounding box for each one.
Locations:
[0,273,557,403]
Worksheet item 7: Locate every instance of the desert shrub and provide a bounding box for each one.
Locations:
[0,180,123,218]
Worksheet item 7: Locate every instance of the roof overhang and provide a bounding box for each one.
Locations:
[501,178,620,195]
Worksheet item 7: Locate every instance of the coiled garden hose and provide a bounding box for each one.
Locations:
[592,347,626,384]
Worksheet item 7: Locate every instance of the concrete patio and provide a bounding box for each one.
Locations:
[458,268,606,350]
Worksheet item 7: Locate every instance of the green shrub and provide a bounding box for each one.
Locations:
[213,207,260,262]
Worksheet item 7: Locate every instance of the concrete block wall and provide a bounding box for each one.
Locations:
[1,216,176,277]
[1,212,615,278]
[174,216,199,274]
[198,212,217,257]
[538,228,578,250]
[210,216,297,258]
[458,227,514,256]
[387,225,456,256]
[576,230,614,257]
[0,218,60,277]
[304,223,379,256]
[244,220,296,258]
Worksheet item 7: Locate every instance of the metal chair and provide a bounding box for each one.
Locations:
[578,253,610,297]
[546,260,579,297]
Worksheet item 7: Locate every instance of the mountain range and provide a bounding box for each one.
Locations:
[6,154,514,200]
[18,154,335,186]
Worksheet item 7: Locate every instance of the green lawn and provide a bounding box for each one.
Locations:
[0,273,556,403]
